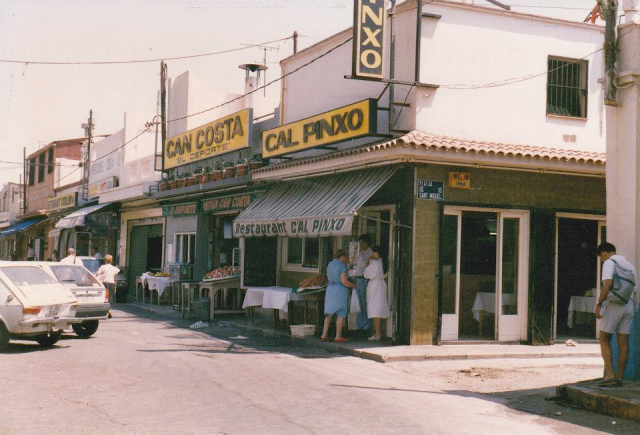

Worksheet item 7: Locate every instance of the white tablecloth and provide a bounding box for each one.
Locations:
[472,292,516,321]
[145,276,172,297]
[567,296,596,327]
[242,286,303,313]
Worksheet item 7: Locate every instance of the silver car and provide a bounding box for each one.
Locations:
[40,263,110,338]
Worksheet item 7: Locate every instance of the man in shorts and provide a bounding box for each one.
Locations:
[596,242,637,387]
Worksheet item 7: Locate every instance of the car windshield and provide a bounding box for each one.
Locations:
[50,265,101,287]
[1,266,59,287]
[80,258,101,274]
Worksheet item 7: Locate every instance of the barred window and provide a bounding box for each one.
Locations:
[38,153,45,183]
[547,57,588,118]
[47,148,54,173]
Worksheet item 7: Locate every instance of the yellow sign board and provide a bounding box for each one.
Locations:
[449,172,471,189]
[47,192,77,212]
[353,0,386,79]
[262,99,377,159]
[163,108,252,170]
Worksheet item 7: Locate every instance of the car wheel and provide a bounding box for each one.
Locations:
[72,320,99,338]
[35,330,63,347]
[0,323,10,352]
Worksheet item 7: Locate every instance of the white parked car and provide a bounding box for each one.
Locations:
[39,262,110,338]
[0,262,79,351]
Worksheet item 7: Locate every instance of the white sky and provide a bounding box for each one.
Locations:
[0,0,599,187]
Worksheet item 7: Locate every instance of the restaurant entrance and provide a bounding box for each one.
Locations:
[441,207,529,342]
[554,214,606,340]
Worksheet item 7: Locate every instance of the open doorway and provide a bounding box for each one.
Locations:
[555,217,600,339]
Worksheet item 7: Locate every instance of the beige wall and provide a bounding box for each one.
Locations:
[410,164,606,344]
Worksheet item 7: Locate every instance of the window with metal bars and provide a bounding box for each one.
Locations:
[38,153,45,183]
[546,57,588,118]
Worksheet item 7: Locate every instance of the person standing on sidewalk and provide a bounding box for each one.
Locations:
[595,242,638,387]
[355,234,372,332]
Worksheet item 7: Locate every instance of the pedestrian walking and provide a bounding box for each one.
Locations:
[595,242,638,387]
[96,254,120,305]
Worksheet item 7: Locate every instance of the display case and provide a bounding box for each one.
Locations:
[169,263,193,282]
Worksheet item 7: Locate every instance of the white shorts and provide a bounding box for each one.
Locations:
[600,300,635,335]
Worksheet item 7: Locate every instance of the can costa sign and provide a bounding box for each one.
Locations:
[163,108,252,170]
[353,0,386,79]
[234,216,353,238]
[262,99,376,159]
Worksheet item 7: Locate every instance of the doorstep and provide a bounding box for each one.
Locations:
[226,317,602,363]
[127,302,602,363]
[557,380,640,422]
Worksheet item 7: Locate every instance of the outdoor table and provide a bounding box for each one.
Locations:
[567,296,596,327]
[144,276,172,306]
[180,282,200,318]
[472,292,516,336]
[243,286,304,329]
[199,277,243,322]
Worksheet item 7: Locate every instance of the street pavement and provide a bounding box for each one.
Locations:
[1,306,639,435]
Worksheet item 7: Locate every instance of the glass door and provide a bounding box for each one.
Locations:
[441,207,529,342]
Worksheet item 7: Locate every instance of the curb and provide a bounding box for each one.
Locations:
[557,382,640,423]
[125,303,601,364]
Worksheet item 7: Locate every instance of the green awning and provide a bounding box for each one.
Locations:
[233,167,396,238]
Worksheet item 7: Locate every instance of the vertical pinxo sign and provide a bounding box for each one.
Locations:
[353,0,387,79]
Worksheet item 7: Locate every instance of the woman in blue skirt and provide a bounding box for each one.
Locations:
[321,249,356,342]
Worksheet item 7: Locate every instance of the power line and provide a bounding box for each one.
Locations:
[163,37,354,125]
[0,36,293,66]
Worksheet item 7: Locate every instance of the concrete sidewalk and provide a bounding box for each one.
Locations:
[557,380,640,423]
[127,301,601,363]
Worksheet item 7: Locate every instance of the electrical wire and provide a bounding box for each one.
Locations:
[0,36,294,66]
[162,37,354,125]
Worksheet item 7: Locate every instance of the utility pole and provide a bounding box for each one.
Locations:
[605,0,640,381]
[293,31,298,54]
[81,110,94,201]
[22,147,26,214]
[160,60,167,171]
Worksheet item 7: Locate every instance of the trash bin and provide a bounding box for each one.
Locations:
[191,297,210,320]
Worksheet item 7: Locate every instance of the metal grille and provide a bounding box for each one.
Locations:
[546,57,588,118]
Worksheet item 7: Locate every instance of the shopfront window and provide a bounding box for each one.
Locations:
[175,233,196,264]
[283,238,320,271]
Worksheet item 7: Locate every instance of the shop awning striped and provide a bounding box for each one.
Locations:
[233,167,396,238]
[55,203,111,229]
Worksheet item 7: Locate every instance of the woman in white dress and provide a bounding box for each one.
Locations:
[364,245,389,341]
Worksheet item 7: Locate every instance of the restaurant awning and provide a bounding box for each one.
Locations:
[0,218,46,238]
[233,167,396,238]
[55,203,111,229]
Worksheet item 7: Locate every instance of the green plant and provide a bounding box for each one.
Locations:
[193,167,203,174]
[167,174,176,181]
[214,161,224,170]
[223,160,235,168]
[203,166,211,173]
[236,157,248,165]
[249,155,263,163]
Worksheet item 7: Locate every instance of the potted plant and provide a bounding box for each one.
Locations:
[212,161,223,181]
[176,173,187,189]
[185,171,196,187]
[236,157,249,177]
[223,160,236,179]
[249,155,264,171]
[203,166,213,182]
[168,174,177,190]
[159,174,170,191]
[194,167,207,184]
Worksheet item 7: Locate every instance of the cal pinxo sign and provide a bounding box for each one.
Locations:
[353,0,386,79]
[262,99,377,158]
[163,108,252,170]
[234,216,352,238]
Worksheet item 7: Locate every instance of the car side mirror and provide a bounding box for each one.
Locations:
[6,295,13,302]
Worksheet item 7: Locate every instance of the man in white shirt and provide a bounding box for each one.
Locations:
[596,242,638,387]
[91,247,103,260]
[60,248,81,265]
[355,234,373,331]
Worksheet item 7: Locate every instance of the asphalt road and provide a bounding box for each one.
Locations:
[1,306,638,435]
